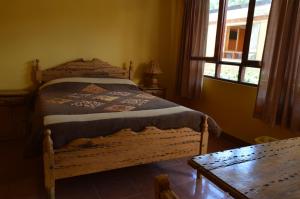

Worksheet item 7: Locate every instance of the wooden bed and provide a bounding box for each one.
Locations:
[33,58,209,199]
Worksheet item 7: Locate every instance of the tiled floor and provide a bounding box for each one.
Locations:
[0,136,239,199]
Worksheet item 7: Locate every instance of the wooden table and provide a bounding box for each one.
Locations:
[189,137,300,199]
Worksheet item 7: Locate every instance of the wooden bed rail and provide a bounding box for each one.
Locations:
[155,175,180,199]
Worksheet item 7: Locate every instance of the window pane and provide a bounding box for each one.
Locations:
[222,0,250,63]
[204,63,216,76]
[206,0,219,57]
[220,65,239,81]
[248,0,272,61]
[243,67,260,84]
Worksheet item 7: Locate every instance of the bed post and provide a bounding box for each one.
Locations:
[155,175,179,199]
[197,115,209,179]
[200,115,209,155]
[128,60,133,80]
[33,59,42,87]
[43,129,55,199]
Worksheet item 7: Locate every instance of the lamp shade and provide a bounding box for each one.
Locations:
[145,61,163,75]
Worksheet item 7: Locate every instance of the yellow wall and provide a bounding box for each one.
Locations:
[0,0,182,90]
[184,78,297,143]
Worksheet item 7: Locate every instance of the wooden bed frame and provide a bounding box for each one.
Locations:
[33,58,209,199]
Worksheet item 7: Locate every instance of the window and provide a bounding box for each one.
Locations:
[193,0,272,85]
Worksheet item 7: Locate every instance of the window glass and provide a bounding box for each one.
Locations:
[222,0,250,63]
[243,67,260,84]
[204,63,216,76]
[248,0,272,60]
[205,0,219,57]
[197,0,272,85]
[220,65,239,81]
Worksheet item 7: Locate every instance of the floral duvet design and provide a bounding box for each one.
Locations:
[42,83,156,113]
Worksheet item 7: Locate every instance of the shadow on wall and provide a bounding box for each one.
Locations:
[133,62,149,85]
[121,61,148,84]
[26,60,37,90]
[157,0,183,100]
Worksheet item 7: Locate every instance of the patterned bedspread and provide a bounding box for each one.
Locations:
[28,77,221,151]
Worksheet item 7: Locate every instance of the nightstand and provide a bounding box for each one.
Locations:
[139,86,166,98]
[0,90,32,140]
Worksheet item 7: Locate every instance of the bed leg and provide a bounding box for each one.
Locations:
[200,115,209,155]
[43,129,55,199]
[197,115,209,179]
[155,175,179,199]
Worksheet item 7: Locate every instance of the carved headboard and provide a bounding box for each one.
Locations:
[33,58,132,84]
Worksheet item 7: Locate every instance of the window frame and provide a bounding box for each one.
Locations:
[191,0,263,86]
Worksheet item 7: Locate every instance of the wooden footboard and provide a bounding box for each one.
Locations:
[43,116,209,199]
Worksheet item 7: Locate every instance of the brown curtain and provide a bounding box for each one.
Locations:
[254,0,300,132]
[177,0,209,99]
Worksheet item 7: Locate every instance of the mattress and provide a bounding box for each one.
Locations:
[28,77,221,151]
